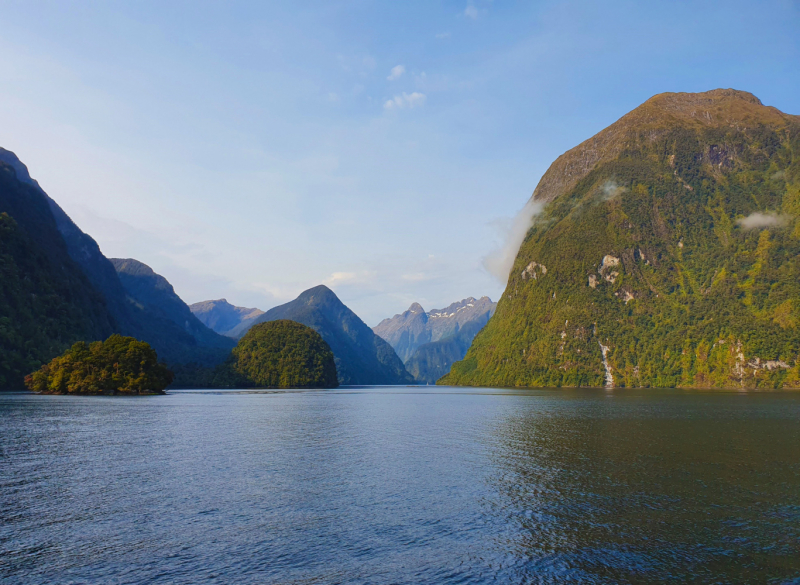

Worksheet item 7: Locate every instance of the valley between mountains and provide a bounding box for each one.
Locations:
[2,89,800,391]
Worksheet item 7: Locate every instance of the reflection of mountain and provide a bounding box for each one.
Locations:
[484,392,800,581]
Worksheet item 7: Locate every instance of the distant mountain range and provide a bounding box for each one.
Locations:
[232,285,414,386]
[190,299,264,338]
[373,297,496,383]
[373,297,496,362]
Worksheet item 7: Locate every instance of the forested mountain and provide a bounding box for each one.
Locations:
[0,148,233,388]
[0,159,115,389]
[190,298,264,337]
[235,285,414,385]
[373,297,496,362]
[443,89,800,389]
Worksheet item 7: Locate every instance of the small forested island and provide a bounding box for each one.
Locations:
[25,335,173,395]
[216,320,338,388]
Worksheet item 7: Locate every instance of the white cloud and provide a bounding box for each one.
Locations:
[464,4,478,19]
[483,198,544,283]
[387,64,405,80]
[436,32,451,39]
[736,212,789,230]
[383,92,427,110]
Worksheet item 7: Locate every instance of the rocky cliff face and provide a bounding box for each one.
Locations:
[190,299,265,338]
[373,297,496,362]
[443,89,800,389]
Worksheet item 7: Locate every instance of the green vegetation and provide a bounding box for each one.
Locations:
[0,208,113,389]
[217,320,338,388]
[24,334,173,395]
[443,90,800,389]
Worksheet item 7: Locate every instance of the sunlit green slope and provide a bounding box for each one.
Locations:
[442,89,800,389]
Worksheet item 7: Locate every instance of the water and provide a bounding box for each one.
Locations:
[1,387,799,584]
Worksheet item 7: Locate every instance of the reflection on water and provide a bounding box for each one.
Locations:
[1,388,799,584]
[486,393,800,582]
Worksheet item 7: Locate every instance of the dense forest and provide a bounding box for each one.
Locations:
[25,335,173,395]
[216,320,338,388]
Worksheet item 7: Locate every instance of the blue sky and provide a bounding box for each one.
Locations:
[0,0,798,324]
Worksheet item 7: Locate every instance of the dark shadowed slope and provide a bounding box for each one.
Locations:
[0,159,115,389]
[111,258,234,350]
[190,298,264,338]
[234,285,414,385]
[0,148,232,372]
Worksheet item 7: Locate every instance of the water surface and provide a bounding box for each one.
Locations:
[2,387,799,584]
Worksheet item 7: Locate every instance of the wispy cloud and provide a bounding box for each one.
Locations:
[436,32,451,39]
[598,179,626,201]
[384,92,427,110]
[387,64,405,80]
[464,3,478,19]
[323,271,377,286]
[736,212,789,230]
[483,199,544,283]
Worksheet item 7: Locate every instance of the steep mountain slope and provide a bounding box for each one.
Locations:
[443,89,800,389]
[0,166,115,388]
[190,298,264,337]
[373,297,496,362]
[111,259,234,350]
[405,312,493,384]
[234,285,414,385]
[0,148,231,373]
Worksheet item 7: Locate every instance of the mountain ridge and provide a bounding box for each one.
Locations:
[373,296,496,362]
[190,298,264,338]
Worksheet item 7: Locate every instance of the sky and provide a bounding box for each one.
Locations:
[0,0,798,325]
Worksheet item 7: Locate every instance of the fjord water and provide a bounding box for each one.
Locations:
[2,388,799,584]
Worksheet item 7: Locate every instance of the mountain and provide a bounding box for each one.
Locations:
[0,148,232,386]
[442,89,800,389]
[404,312,493,384]
[111,258,234,350]
[0,158,116,388]
[373,297,497,362]
[189,298,264,337]
[233,285,414,385]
